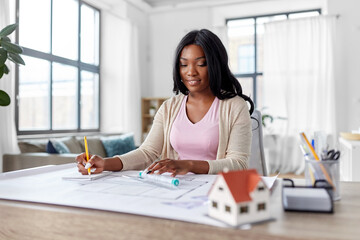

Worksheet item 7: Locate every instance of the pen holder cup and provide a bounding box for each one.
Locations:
[305,159,340,201]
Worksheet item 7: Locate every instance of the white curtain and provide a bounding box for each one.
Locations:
[101,14,141,145]
[263,16,336,174]
[0,0,20,172]
[121,22,141,146]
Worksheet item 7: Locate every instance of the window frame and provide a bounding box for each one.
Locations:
[226,9,321,107]
[15,0,101,135]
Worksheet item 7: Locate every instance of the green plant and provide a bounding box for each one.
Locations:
[0,23,25,106]
[262,114,274,128]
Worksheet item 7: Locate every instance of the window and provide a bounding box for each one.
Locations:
[16,0,100,134]
[212,201,218,209]
[258,186,265,191]
[239,205,248,214]
[218,186,224,191]
[225,205,231,213]
[257,203,266,211]
[227,9,320,108]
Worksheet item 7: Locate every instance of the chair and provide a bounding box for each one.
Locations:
[249,110,268,176]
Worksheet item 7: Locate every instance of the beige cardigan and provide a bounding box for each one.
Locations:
[119,94,252,174]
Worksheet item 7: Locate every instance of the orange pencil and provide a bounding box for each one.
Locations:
[84,136,91,175]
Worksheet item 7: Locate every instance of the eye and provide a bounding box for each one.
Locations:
[198,61,207,67]
[179,63,187,67]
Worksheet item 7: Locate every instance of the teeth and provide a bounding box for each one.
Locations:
[189,80,199,85]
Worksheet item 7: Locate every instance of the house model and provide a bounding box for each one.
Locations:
[208,169,270,226]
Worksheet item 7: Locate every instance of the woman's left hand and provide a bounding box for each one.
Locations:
[147,159,193,177]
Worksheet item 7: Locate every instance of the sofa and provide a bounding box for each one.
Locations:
[2,133,136,172]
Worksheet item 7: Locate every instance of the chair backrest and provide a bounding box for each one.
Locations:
[249,110,268,176]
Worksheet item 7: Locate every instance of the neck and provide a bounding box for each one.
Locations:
[188,91,215,103]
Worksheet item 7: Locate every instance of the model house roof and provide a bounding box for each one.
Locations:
[220,169,261,203]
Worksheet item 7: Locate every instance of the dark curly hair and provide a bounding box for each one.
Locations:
[172,29,254,115]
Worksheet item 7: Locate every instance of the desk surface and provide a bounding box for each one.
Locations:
[1,181,359,240]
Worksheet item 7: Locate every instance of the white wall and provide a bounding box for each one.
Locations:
[327,0,360,132]
[148,8,212,97]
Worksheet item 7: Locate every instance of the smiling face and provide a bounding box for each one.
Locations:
[179,44,211,95]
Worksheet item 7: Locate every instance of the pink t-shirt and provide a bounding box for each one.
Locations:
[170,96,219,160]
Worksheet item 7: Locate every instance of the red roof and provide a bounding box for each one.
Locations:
[220,169,261,203]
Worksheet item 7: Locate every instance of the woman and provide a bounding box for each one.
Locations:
[76,29,254,177]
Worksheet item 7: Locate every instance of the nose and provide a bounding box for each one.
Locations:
[186,64,198,76]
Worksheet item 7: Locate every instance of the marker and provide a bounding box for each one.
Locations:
[139,171,179,187]
[84,136,91,175]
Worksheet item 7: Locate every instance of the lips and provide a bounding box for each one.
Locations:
[185,79,201,86]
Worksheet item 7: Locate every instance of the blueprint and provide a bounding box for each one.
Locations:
[0,163,278,228]
[0,164,223,227]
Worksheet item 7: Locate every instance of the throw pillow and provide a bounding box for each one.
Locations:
[51,140,71,154]
[61,136,83,153]
[18,140,47,153]
[101,133,136,157]
[46,141,58,154]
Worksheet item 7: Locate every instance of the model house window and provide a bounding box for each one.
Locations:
[225,205,231,213]
[212,201,218,209]
[226,9,320,108]
[16,0,100,134]
[258,186,265,191]
[257,203,266,211]
[218,186,224,191]
[239,205,248,214]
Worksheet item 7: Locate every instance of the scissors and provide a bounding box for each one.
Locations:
[322,149,340,160]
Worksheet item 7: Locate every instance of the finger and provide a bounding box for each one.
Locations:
[85,162,92,169]
[92,168,103,174]
[77,163,88,175]
[147,160,166,171]
[148,162,166,173]
[84,155,98,169]
[75,153,87,164]
[156,165,173,175]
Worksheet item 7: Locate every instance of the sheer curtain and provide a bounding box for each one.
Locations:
[0,0,20,172]
[101,14,141,145]
[121,21,141,145]
[263,16,337,174]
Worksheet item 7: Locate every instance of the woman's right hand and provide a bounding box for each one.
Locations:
[75,153,105,175]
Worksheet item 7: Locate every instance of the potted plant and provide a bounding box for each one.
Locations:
[149,106,156,116]
[0,23,25,106]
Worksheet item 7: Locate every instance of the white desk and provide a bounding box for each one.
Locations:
[339,137,360,181]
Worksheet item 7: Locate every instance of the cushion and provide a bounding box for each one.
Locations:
[18,140,47,153]
[51,136,83,153]
[101,133,136,157]
[78,137,107,157]
[51,140,71,154]
[46,141,58,154]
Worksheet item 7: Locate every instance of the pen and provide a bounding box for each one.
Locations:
[300,133,334,188]
[84,136,91,175]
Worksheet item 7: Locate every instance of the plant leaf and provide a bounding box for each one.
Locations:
[8,52,25,65]
[0,48,7,66]
[0,36,11,42]
[0,23,18,37]
[3,64,9,74]
[0,89,11,106]
[1,41,23,54]
[0,65,4,78]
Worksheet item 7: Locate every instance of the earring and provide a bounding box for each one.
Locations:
[181,79,183,82]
